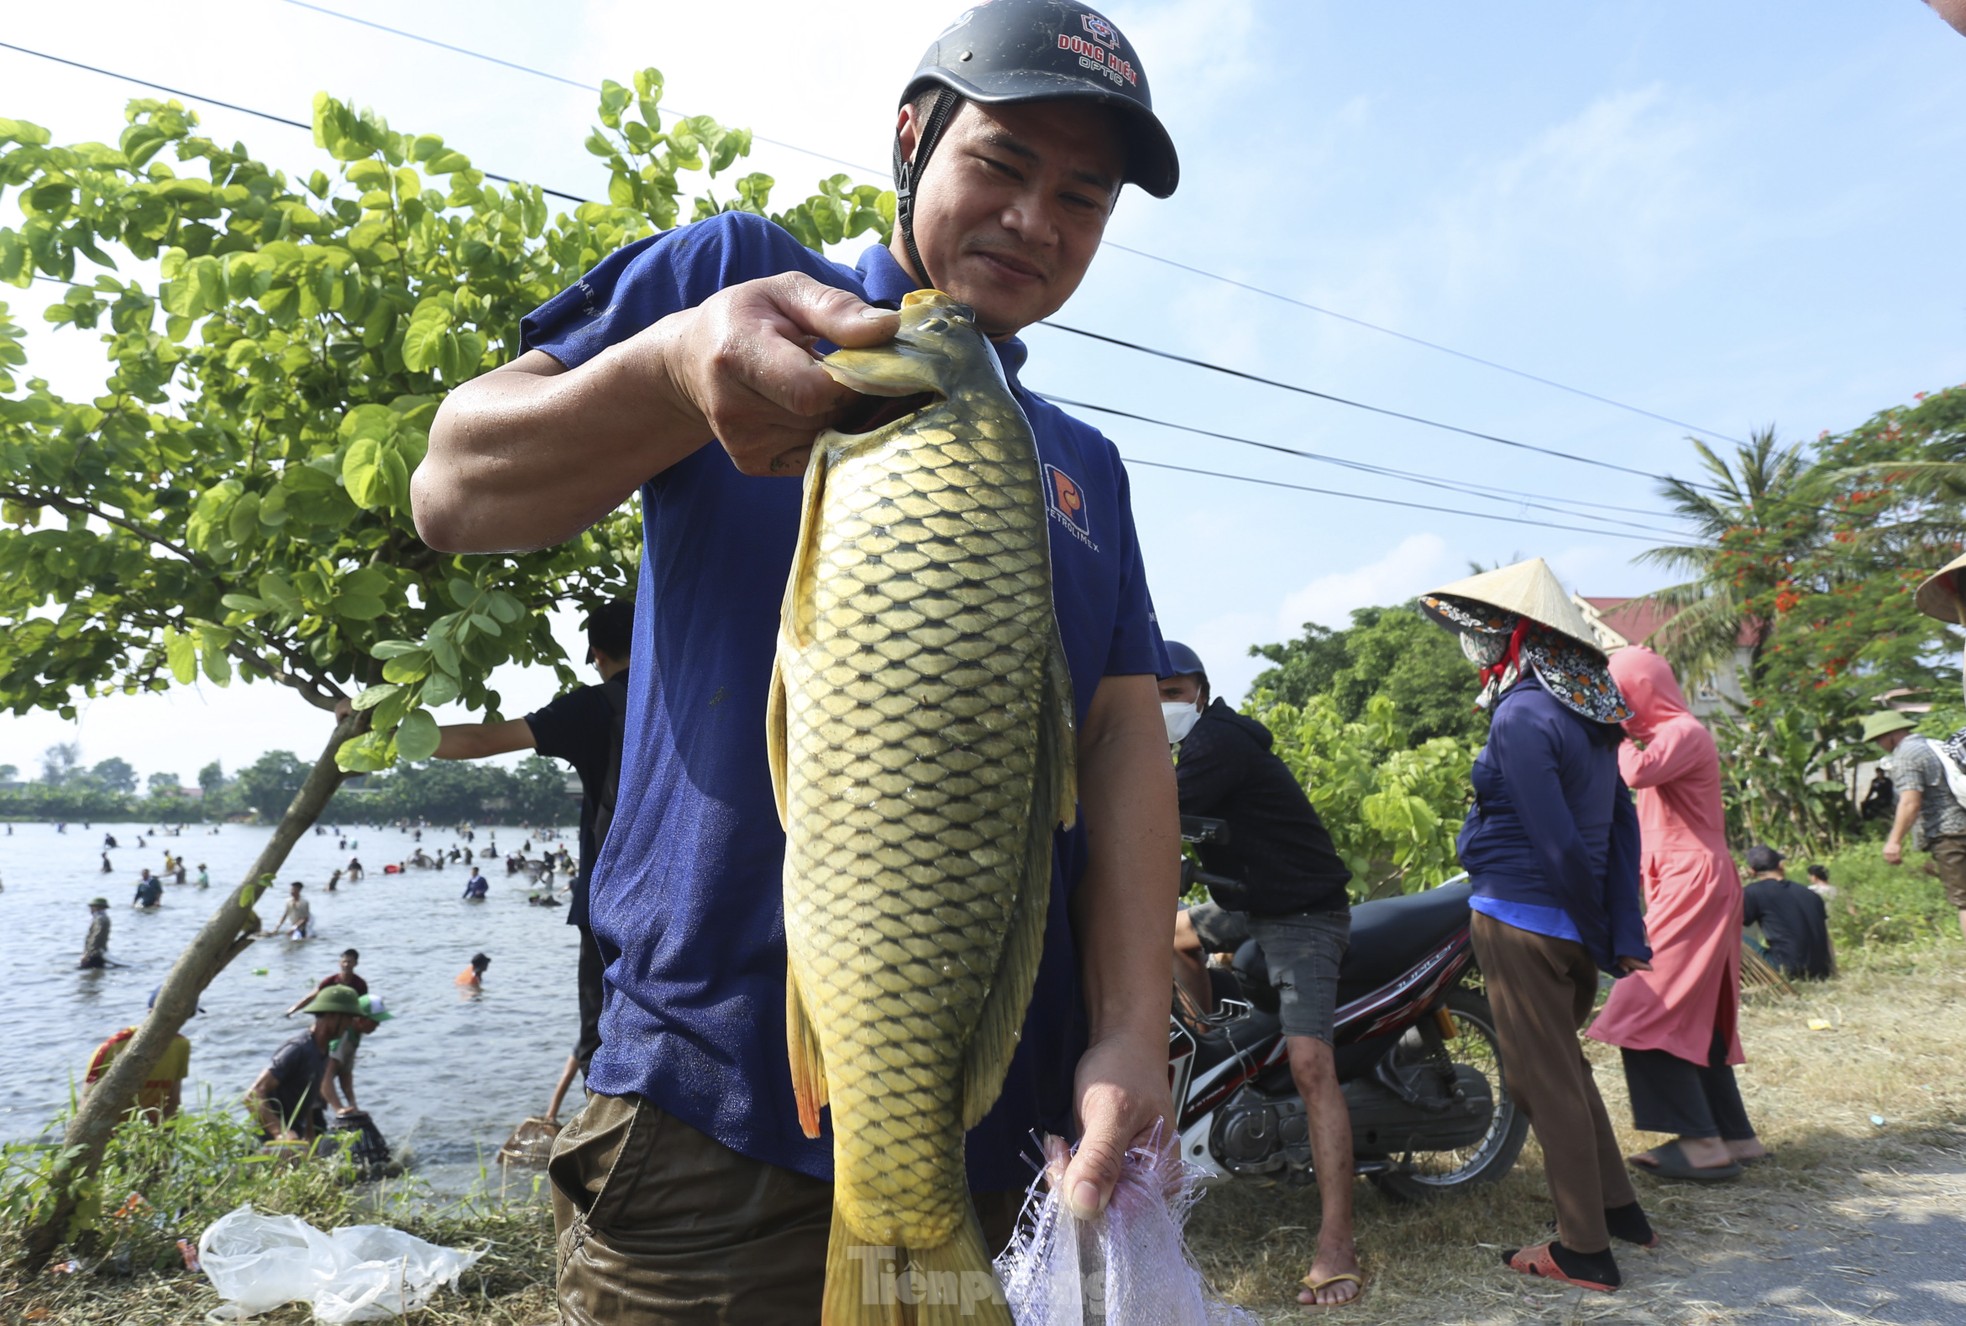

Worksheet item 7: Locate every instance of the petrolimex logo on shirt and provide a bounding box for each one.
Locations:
[1044,463,1098,552]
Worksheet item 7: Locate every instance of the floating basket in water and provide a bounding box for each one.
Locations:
[497,1116,560,1168]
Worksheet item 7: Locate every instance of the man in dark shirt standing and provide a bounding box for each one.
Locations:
[427,600,630,1091]
[1741,846,1834,980]
[1161,642,1362,1308]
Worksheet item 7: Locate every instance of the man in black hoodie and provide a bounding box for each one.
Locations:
[1161,642,1361,1307]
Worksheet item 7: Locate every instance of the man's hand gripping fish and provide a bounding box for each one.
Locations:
[768,289,1078,1326]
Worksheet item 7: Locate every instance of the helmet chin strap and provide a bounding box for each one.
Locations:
[893,89,962,290]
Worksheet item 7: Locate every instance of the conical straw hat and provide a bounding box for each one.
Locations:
[1421,557,1601,651]
[1914,551,1966,625]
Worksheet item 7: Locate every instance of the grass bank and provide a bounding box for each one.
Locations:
[5,890,1961,1324]
[1187,934,1966,1323]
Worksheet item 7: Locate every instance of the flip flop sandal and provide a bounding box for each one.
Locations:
[1502,1243,1616,1293]
[1298,1272,1365,1308]
[1628,1141,1742,1183]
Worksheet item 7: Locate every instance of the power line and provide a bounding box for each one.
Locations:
[276,0,885,180]
[1038,393,1693,537]
[273,1,1745,446]
[0,39,1784,530]
[0,40,590,204]
[1038,320,1676,483]
[1091,246,1746,445]
[1119,458,1695,546]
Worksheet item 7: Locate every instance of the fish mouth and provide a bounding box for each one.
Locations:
[831,389,943,436]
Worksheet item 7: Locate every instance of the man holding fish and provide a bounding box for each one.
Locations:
[419,3,1183,1320]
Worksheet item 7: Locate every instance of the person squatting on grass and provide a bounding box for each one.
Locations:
[1421,559,1655,1294]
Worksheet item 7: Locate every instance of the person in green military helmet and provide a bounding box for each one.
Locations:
[79,898,111,969]
[1867,708,1966,941]
[246,984,361,1144]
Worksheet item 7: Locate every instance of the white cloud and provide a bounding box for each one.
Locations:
[1275,532,1454,636]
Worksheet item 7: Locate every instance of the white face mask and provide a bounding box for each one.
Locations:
[1162,699,1203,745]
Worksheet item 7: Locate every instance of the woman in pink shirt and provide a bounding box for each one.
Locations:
[1589,647,1762,1180]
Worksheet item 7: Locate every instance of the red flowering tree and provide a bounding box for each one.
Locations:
[1638,391,1966,850]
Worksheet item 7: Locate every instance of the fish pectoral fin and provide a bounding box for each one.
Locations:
[959,658,1073,1130]
[780,443,829,653]
[766,652,789,830]
[786,968,829,1140]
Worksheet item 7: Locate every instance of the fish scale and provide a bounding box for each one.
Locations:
[769,289,1076,1324]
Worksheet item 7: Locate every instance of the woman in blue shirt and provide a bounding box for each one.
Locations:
[1420,558,1652,1294]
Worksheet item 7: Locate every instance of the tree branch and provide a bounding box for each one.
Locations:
[0,485,212,574]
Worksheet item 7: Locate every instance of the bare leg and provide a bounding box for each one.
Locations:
[1172,909,1213,1016]
[1957,908,1966,944]
[1288,1035,1361,1306]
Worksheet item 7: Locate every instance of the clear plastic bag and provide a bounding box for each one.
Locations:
[996,1133,1257,1325]
[198,1204,484,1322]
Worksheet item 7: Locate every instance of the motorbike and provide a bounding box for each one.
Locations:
[1170,818,1527,1202]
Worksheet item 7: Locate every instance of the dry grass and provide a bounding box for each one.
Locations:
[1185,942,1966,1324]
[3,944,1961,1324]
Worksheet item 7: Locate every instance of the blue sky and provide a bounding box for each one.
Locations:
[2,0,1963,782]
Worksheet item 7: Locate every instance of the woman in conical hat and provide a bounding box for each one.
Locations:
[1915,552,1966,707]
[1420,557,1655,1294]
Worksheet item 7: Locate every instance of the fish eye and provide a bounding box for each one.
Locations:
[950,303,976,324]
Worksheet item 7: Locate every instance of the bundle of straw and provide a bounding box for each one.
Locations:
[1740,942,1796,996]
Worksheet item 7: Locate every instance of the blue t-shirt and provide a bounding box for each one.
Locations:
[520,211,1167,1190]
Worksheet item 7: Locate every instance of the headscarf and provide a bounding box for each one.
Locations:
[1421,593,1633,724]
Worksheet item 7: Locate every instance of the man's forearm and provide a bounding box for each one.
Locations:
[248,1092,286,1137]
[1072,677,1180,1047]
[1888,791,1921,848]
[417,330,706,553]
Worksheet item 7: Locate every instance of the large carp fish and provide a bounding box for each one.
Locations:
[767,288,1078,1325]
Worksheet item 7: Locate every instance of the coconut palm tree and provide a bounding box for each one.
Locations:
[1633,427,1824,686]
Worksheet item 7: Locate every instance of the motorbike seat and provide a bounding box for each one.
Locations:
[1338,878,1472,998]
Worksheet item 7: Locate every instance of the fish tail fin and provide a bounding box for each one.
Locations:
[786,969,828,1139]
[820,1203,1011,1326]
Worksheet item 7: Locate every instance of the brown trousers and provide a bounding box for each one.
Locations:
[550,1093,1024,1325]
[1471,913,1636,1255]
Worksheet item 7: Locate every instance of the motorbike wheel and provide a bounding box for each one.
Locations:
[1368,984,1529,1204]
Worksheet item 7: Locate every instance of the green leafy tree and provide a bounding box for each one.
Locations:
[0,72,891,1266]
[1634,427,1821,684]
[1251,603,1488,745]
[1249,692,1475,896]
[38,742,79,785]
[1637,391,1966,850]
[90,756,137,794]
[145,770,179,796]
[232,749,310,821]
[509,753,579,823]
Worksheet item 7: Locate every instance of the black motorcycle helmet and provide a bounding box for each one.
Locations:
[1159,640,1206,683]
[894,0,1180,285]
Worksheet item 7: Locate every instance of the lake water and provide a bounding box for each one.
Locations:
[0,820,581,1195]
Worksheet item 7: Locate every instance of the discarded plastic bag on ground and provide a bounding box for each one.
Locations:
[996,1131,1257,1325]
[198,1204,483,1322]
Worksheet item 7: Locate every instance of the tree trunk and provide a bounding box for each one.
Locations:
[12,716,358,1273]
